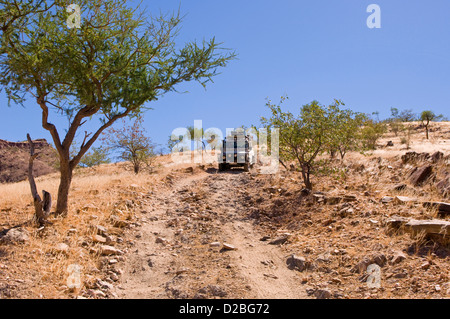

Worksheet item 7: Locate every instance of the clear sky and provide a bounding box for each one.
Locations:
[1,0,449,153]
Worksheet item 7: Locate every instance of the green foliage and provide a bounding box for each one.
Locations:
[260,96,361,190]
[0,0,235,214]
[359,119,387,150]
[79,146,110,168]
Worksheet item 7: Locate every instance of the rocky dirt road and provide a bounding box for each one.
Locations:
[117,169,309,299]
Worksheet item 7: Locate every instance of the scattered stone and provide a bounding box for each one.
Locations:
[409,165,432,186]
[401,152,430,164]
[381,196,394,204]
[394,196,417,204]
[326,196,342,205]
[352,253,387,273]
[436,177,450,197]
[392,184,407,191]
[386,141,394,147]
[259,236,271,241]
[422,201,450,216]
[222,243,237,251]
[209,242,221,248]
[390,251,407,265]
[199,285,227,297]
[110,216,130,228]
[263,273,278,279]
[0,227,29,244]
[269,233,291,245]
[52,243,69,254]
[286,255,307,272]
[314,288,332,299]
[93,225,108,236]
[97,279,114,290]
[100,245,123,256]
[430,151,443,163]
[420,261,431,270]
[155,237,169,245]
[92,235,107,244]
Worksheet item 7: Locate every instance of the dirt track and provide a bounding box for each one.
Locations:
[117,169,309,299]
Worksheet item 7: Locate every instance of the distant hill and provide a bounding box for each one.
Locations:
[0,138,57,183]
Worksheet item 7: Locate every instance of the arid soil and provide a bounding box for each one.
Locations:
[0,122,449,299]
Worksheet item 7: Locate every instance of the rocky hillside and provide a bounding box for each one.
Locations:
[0,138,57,183]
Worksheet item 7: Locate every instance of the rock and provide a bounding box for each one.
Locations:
[386,141,394,147]
[100,245,123,256]
[381,196,394,204]
[269,233,291,245]
[92,235,107,244]
[352,253,387,273]
[222,243,237,250]
[394,196,417,204]
[0,227,29,244]
[342,195,357,202]
[401,152,430,164]
[53,243,69,254]
[200,285,227,297]
[392,184,407,191]
[96,279,114,290]
[209,242,221,248]
[93,225,108,236]
[316,253,331,263]
[430,151,443,163]
[286,255,308,272]
[436,177,450,197]
[155,237,169,245]
[423,201,450,216]
[314,288,332,299]
[110,216,130,228]
[88,289,106,298]
[420,261,431,270]
[409,165,432,186]
[326,196,342,205]
[390,251,407,265]
[185,167,194,173]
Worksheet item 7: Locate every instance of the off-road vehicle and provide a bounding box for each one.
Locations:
[218,131,254,172]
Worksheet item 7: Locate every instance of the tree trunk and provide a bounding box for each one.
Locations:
[55,159,73,216]
[134,162,140,174]
[27,134,52,226]
[426,126,429,140]
[301,163,312,190]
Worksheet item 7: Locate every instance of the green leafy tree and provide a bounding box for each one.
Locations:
[261,97,339,190]
[359,119,387,150]
[420,110,443,140]
[0,0,235,215]
[328,106,367,160]
[79,146,110,168]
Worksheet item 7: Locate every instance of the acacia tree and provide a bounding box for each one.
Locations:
[420,110,443,140]
[261,97,339,190]
[0,0,235,216]
[102,116,155,174]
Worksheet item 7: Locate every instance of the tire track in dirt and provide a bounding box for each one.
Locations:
[117,169,309,299]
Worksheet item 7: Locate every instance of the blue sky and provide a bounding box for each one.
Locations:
[1,0,449,152]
